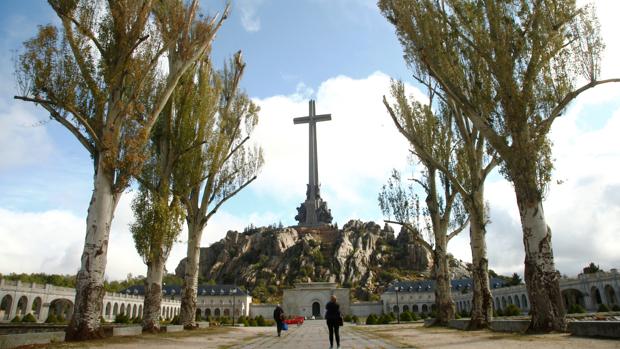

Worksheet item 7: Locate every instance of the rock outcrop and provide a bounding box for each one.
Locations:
[175,219,469,301]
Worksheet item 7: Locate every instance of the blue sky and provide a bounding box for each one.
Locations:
[0,0,619,280]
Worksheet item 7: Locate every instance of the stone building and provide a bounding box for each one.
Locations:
[282,282,350,318]
[124,284,252,319]
[0,279,180,323]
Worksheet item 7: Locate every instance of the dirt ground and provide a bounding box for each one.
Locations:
[352,323,620,349]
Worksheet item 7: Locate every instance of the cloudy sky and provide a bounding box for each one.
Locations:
[0,0,619,281]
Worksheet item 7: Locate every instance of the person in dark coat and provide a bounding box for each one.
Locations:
[325,295,342,349]
[273,304,284,337]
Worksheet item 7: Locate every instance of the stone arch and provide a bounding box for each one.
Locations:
[521,294,528,309]
[214,308,221,317]
[32,297,42,319]
[507,295,513,305]
[501,296,507,308]
[591,286,603,307]
[1,294,13,320]
[196,308,202,321]
[392,305,399,313]
[49,298,73,320]
[604,285,617,306]
[562,288,585,311]
[120,303,126,316]
[515,295,521,308]
[16,295,28,316]
[105,302,111,317]
[113,303,118,316]
[205,308,211,317]
[224,309,230,317]
[403,305,409,312]
[495,297,500,310]
[412,304,419,313]
[138,305,143,318]
[421,304,428,313]
[132,304,137,318]
[312,301,321,317]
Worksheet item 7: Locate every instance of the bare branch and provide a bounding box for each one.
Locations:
[204,175,256,224]
[447,215,470,241]
[14,95,96,154]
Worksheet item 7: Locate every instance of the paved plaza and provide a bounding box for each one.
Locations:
[229,320,402,349]
[44,321,620,349]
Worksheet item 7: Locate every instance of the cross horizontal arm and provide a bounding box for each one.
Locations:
[293,114,332,124]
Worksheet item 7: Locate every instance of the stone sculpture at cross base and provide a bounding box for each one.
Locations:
[293,100,334,226]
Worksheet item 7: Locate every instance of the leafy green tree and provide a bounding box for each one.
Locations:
[384,76,497,329]
[14,0,229,339]
[379,0,619,332]
[174,53,263,328]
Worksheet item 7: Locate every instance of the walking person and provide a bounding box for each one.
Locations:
[273,304,285,337]
[325,295,342,349]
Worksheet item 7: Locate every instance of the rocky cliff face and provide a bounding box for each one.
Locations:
[175,219,469,301]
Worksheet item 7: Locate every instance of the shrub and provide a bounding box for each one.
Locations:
[11,315,21,323]
[351,315,359,323]
[22,313,37,323]
[45,314,58,323]
[400,311,412,322]
[57,315,66,323]
[388,312,396,321]
[378,314,391,324]
[343,314,352,322]
[264,319,275,326]
[420,313,427,319]
[114,314,130,324]
[567,304,586,314]
[459,309,470,318]
[220,316,231,325]
[503,304,521,317]
[242,318,250,326]
[171,315,180,325]
[597,304,610,312]
[365,314,378,325]
[612,304,620,311]
[428,310,437,319]
[411,312,419,321]
[454,312,461,319]
[248,318,257,326]
[256,315,265,326]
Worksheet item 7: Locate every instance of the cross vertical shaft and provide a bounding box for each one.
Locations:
[293,100,333,226]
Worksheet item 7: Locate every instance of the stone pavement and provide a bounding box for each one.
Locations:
[229,320,408,349]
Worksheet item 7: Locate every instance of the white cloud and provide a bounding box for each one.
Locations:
[0,101,54,170]
[251,72,414,211]
[237,0,264,32]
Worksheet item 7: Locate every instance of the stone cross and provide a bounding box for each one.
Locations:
[293,100,333,226]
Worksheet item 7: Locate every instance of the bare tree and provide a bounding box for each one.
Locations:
[14,0,228,339]
[379,0,619,331]
[379,92,468,324]
[173,52,263,329]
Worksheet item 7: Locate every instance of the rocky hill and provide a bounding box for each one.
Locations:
[175,220,470,301]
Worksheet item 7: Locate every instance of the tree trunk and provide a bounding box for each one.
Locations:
[65,162,117,340]
[142,256,165,332]
[513,177,565,332]
[180,218,203,329]
[433,232,455,325]
[466,188,493,330]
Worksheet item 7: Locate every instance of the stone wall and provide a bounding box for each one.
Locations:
[249,304,278,319]
[350,302,383,317]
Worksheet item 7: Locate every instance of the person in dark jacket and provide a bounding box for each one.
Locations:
[273,304,284,337]
[325,295,342,349]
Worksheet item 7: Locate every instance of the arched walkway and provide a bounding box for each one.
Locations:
[412,305,419,313]
[521,294,528,309]
[196,308,202,321]
[31,297,42,319]
[604,285,617,306]
[562,288,586,311]
[16,296,28,316]
[49,299,73,320]
[591,286,603,307]
[214,308,221,317]
[0,295,13,320]
[421,304,428,313]
[403,305,409,312]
